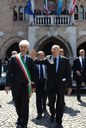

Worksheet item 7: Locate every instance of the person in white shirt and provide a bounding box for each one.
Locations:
[72,49,86,102]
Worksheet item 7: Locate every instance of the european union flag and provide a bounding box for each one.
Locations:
[25,0,34,15]
[58,0,63,15]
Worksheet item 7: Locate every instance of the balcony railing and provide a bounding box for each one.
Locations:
[33,15,71,25]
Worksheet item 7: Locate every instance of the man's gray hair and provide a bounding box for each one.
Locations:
[12,51,17,55]
[51,45,60,50]
[19,40,30,48]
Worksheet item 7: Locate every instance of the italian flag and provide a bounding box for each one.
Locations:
[44,0,49,15]
[68,0,76,15]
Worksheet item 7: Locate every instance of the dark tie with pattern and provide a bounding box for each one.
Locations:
[40,64,44,79]
[54,57,56,67]
[22,55,26,63]
[54,57,59,72]
[54,57,57,72]
[22,56,25,62]
[22,55,24,59]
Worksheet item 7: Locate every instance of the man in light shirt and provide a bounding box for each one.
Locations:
[72,49,86,102]
[35,51,47,119]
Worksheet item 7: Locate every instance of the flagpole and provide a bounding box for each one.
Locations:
[30,0,35,24]
[31,0,35,12]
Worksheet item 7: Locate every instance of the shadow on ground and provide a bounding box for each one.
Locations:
[64,105,80,116]
[31,111,56,128]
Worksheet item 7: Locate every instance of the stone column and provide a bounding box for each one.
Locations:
[66,26,76,57]
[28,26,38,50]
[70,13,75,25]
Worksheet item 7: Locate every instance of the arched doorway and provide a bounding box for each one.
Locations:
[6,43,19,58]
[77,42,86,56]
[36,36,72,57]
[1,36,22,60]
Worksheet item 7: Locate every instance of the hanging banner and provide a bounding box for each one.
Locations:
[44,0,49,15]
[25,0,34,15]
[57,0,63,15]
[68,0,76,15]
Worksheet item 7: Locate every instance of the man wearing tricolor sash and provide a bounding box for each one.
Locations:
[5,40,35,128]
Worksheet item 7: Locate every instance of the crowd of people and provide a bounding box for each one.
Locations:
[34,8,69,16]
[0,40,86,128]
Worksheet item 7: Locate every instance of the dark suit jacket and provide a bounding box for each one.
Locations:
[0,58,2,77]
[6,54,35,91]
[35,55,72,93]
[72,57,86,81]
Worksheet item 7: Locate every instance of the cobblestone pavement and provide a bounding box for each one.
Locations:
[0,91,86,128]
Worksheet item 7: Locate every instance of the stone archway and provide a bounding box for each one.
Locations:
[77,36,86,47]
[77,36,86,56]
[34,35,73,57]
[6,43,19,58]
[0,36,23,60]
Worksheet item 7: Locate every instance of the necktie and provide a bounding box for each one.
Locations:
[22,55,24,58]
[40,64,44,79]
[54,57,59,72]
[54,57,56,67]
[22,55,26,63]
[22,56,24,61]
[54,57,57,72]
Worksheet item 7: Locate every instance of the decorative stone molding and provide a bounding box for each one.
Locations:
[77,36,86,47]
[0,36,23,59]
[79,31,86,36]
[0,31,4,37]
[17,31,24,36]
[34,35,73,57]
[10,0,26,9]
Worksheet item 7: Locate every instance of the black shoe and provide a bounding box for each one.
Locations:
[77,98,82,102]
[36,114,42,119]
[43,108,47,112]
[64,102,66,106]
[50,115,54,123]
[16,117,22,125]
[17,124,27,128]
[16,125,22,128]
[0,105,2,108]
[21,125,27,128]
[55,124,63,128]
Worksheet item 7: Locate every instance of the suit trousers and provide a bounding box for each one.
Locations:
[47,84,65,125]
[76,80,82,100]
[36,79,46,115]
[12,81,29,125]
[47,88,56,117]
[56,86,65,125]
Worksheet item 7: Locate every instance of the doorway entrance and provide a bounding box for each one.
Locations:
[6,43,19,58]
[77,42,86,56]
[36,36,72,57]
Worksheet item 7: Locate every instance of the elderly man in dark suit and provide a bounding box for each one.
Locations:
[5,40,35,128]
[35,45,72,128]
[72,49,86,102]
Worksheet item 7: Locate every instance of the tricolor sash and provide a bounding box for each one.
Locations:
[16,53,32,97]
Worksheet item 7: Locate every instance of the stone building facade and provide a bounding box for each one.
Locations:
[0,0,86,62]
